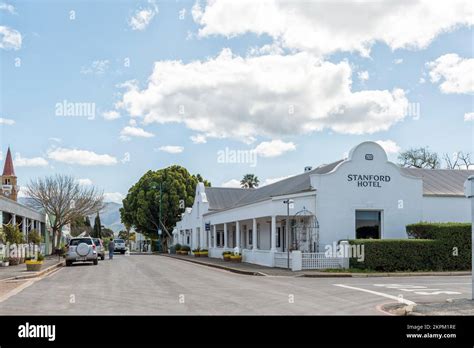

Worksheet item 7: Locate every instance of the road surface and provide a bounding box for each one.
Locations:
[0,255,470,315]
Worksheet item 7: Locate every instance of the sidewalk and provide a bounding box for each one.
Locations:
[384,299,474,316]
[163,254,471,278]
[0,255,64,281]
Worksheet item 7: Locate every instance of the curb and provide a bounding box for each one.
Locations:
[161,254,266,276]
[0,260,64,282]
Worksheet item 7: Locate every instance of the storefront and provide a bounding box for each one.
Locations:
[174,141,473,268]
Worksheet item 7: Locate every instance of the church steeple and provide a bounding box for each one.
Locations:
[2,147,15,176]
[1,147,18,201]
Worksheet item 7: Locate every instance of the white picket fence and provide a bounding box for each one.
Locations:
[274,251,346,270]
[301,252,343,270]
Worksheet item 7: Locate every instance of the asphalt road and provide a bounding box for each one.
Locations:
[0,255,471,315]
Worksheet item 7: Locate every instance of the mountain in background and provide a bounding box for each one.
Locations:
[19,198,125,233]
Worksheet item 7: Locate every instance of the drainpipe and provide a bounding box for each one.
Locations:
[464,175,474,300]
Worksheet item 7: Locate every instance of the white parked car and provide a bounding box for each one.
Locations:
[65,237,98,266]
[114,239,126,254]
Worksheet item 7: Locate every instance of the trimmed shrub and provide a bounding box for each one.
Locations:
[180,245,190,252]
[350,226,471,272]
[406,222,470,239]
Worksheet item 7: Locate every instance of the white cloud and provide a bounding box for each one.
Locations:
[81,60,110,75]
[375,140,401,154]
[157,145,184,154]
[104,192,125,204]
[102,110,120,120]
[0,25,22,50]
[357,70,369,82]
[0,117,14,125]
[393,58,403,64]
[14,153,49,167]
[129,0,158,31]
[192,0,473,57]
[76,178,93,186]
[47,148,118,166]
[427,53,474,94]
[464,112,474,121]
[117,50,409,141]
[48,137,62,143]
[253,140,296,158]
[190,134,207,144]
[0,3,15,14]
[119,126,154,141]
[419,77,426,84]
[221,179,241,188]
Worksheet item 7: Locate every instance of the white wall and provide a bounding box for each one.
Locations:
[311,142,424,248]
[422,196,470,222]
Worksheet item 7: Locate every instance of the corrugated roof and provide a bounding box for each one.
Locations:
[204,163,473,214]
[204,160,343,212]
[401,167,474,196]
[205,187,250,211]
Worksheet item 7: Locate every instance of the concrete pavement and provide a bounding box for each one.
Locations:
[0,254,471,315]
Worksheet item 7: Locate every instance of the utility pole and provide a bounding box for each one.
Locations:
[465,176,474,300]
[283,199,294,270]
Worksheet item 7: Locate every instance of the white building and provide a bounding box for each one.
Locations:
[174,141,473,268]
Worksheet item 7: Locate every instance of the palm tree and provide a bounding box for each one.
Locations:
[240,174,259,189]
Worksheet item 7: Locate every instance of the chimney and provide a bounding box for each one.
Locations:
[304,166,312,172]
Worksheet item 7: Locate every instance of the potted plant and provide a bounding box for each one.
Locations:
[8,257,20,266]
[230,252,242,262]
[200,249,208,257]
[1,257,9,267]
[26,253,44,271]
[222,251,232,261]
[180,246,190,255]
[192,248,201,257]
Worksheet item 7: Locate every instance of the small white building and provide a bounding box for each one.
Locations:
[174,141,473,268]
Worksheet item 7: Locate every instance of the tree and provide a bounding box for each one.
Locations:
[70,216,92,237]
[3,224,24,244]
[398,147,440,169]
[26,174,103,250]
[444,151,473,169]
[101,228,114,238]
[240,174,259,188]
[120,165,210,251]
[27,229,42,244]
[93,213,102,238]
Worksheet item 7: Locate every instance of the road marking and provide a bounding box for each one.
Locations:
[373,283,461,295]
[333,284,416,305]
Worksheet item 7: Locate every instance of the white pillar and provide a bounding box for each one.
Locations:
[271,215,277,251]
[22,216,27,235]
[252,218,257,250]
[213,225,217,248]
[236,221,240,249]
[464,176,474,300]
[207,228,210,249]
[291,250,302,271]
[223,223,228,248]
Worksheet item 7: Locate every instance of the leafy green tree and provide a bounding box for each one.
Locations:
[240,174,259,188]
[120,165,210,249]
[3,224,24,244]
[70,216,92,237]
[85,216,92,228]
[27,229,42,244]
[93,213,102,238]
[101,228,114,238]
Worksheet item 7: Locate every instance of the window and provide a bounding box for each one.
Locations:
[248,229,252,245]
[276,227,281,248]
[70,238,93,246]
[355,210,381,239]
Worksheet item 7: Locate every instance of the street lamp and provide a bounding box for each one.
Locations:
[283,199,294,270]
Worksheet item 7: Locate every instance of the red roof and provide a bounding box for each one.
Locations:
[2,147,15,176]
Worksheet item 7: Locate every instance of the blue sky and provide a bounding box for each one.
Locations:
[1,0,473,203]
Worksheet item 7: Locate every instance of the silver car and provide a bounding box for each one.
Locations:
[92,238,105,260]
[65,237,98,266]
[114,239,126,254]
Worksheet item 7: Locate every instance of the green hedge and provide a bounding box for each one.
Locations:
[406,222,470,239]
[350,223,472,271]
